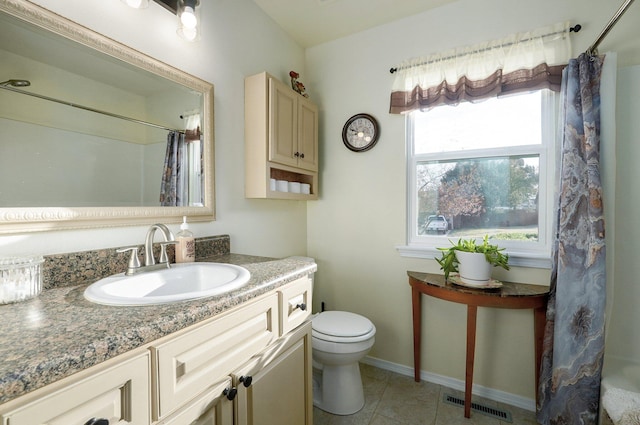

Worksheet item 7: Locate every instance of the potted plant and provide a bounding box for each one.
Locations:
[435,235,510,285]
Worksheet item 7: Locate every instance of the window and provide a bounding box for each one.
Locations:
[400,90,558,268]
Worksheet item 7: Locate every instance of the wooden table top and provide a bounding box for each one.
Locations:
[408,271,549,300]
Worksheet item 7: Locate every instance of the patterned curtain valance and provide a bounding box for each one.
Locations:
[389,22,572,114]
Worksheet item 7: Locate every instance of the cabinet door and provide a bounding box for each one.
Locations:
[297,98,318,172]
[158,378,233,425]
[234,322,312,425]
[268,78,298,168]
[1,352,150,425]
[152,295,279,420]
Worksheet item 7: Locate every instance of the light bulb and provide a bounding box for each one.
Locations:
[180,6,197,29]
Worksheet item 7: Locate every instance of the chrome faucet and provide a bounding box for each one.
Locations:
[118,224,176,275]
[144,223,174,266]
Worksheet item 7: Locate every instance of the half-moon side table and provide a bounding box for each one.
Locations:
[408,272,549,418]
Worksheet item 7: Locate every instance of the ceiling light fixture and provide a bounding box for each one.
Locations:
[177,0,200,41]
[122,0,150,9]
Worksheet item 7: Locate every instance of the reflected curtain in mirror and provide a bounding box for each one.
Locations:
[160,130,187,206]
[159,112,203,207]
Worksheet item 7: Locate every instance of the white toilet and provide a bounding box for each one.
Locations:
[312,310,376,415]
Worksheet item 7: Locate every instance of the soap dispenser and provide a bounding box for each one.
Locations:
[175,216,195,263]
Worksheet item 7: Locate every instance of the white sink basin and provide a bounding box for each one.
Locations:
[84,262,251,306]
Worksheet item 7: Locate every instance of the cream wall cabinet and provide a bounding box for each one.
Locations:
[268,78,318,172]
[245,72,319,200]
[0,352,150,425]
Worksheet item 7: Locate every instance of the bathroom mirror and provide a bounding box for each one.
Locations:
[0,0,215,233]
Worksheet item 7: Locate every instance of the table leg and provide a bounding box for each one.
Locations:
[411,286,421,382]
[533,305,546,405]
[464,305,478,418]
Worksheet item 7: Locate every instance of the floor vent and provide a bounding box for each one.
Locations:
[443,393,513,422]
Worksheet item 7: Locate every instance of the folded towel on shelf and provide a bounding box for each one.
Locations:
[603,387,640,425]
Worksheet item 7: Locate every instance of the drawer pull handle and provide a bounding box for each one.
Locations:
[223,387,237,400]
[84,419,109,425]
[240,375,253,387]
[296,303,307,311]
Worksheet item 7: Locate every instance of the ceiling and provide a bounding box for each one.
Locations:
[251,0,459,48]
[252,0,640,66]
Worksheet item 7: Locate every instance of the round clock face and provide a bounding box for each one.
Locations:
[342,113,379,152]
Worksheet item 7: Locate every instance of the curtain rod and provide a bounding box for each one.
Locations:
[389,25,582,74]
[587,0,636,55]
[0,85,184,134]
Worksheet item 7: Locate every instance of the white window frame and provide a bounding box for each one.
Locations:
[397,91,559,269]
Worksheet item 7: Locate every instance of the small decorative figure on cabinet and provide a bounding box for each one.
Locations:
[289,70,309,98]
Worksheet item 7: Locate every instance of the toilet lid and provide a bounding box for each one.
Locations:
[312,311,375,341]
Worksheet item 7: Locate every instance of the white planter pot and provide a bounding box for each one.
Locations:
[456,251,492,286]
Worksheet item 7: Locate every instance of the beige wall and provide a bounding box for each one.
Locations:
[305,0,630,406]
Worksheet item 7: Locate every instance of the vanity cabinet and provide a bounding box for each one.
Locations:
[153,276,312,425]
[245,72,319,200]
[0,275,313,425]
[0,352,150,425]
[151,294,280,421]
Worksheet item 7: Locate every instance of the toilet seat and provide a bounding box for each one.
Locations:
[312,311,376,343]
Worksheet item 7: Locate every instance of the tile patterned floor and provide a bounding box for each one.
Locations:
[313,364,537,425]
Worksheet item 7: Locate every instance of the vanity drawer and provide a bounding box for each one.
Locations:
[151,294,279,420]
[0,352,150,425]
[278,276,312,335]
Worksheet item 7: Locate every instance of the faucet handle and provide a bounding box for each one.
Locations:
[159,241,178,264]
[117,245,141,273]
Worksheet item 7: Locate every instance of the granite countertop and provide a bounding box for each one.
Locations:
[0,254,317,405]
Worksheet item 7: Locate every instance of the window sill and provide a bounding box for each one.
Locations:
[396,245,551,269]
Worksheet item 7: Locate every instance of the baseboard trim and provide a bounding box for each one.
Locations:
[361,356,536,412]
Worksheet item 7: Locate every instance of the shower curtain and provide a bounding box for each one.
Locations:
[159,130,187,206]
[537,53,606,425]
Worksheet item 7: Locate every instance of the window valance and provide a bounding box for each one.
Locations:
[389,22,572,114]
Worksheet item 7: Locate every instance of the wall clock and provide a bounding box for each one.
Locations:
[342,113,379,152]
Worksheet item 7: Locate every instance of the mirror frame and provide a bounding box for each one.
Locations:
[0,0,215,234]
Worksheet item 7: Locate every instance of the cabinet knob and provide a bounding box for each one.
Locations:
[239,375,253,387]
[84,419,109,425]
[223,387,237,400]
[294,152,300,157]
[296,303,307,311]
[300,153,305,159]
